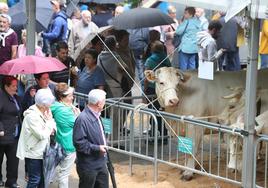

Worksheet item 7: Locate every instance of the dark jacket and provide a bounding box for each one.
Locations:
[0,89,21,144]
[73,107,106,172]
[50,56,76,85]
[216,16,238,52]
[21,84,55,113]
[42,11,68,43]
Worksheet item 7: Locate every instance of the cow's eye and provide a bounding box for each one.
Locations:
[229,105,235,109]
[159,82,164,85]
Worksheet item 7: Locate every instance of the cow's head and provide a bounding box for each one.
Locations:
[218,87,245,125]
[228,114,244,172]
[227,113,263,172]
[144,67,190,108]
[218,87,261,125]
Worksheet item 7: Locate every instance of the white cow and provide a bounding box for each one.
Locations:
[218,88,268,171]
[144,67,268,180]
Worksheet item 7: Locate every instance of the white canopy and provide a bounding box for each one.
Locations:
[161,0,267,20]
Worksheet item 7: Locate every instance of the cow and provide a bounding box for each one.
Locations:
[217,88,268,172]
[144,67,268,181]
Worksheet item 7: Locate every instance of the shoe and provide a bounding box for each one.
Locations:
[4,183,20,188]
[0,180,4,187]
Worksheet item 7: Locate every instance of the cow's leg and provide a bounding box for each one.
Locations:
[181,125,203,181]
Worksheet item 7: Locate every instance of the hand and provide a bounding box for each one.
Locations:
[70,66,78,76]
[99,145,107,156]
[51,128,56,136]
[0,131,4,136]
[29,88,36,98]
[44,109,53,120]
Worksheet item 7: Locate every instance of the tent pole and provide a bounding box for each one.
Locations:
[242,11,260,188]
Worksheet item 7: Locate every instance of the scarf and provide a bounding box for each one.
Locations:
[0,28,14,47]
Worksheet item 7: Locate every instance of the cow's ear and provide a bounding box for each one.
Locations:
[144,70,156,82]
[177,71,190,83]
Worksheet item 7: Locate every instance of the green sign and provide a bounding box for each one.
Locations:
[178,136,193,154]
[101,118,112,134]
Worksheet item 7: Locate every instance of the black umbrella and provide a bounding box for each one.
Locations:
[106,149,117,188]
[80,0,124,3]
[8,0,53,32]
[111,8,175,29]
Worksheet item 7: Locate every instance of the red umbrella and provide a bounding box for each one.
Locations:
[0,55,67,75]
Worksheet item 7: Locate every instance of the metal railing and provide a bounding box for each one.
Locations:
[74,92,253,186]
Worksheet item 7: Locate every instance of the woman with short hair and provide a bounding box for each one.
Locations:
[50,83,80,188]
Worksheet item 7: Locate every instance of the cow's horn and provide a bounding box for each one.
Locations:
[222,92,239,99]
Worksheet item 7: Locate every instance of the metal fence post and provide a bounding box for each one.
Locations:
[153,115,158,184]
[129,111,134,176]
[242,15,260,188]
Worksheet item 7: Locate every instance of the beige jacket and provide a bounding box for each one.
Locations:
[16,105,56,160]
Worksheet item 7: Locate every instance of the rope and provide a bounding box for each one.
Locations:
[94,34,208,174]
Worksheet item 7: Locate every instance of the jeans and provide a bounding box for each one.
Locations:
[260,54,268,69]
[57,152,76,188]
[219,51,241,71]
[178,51,197,71]
[77,165,109,188]
[133,49,145,89]
[25,158,44,188]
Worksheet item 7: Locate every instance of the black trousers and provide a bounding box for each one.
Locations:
[0,141,19,186]
[77,165,109,188]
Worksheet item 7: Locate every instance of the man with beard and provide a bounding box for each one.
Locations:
[0,14,18,89]
[68,10,99,58]
[0,14,17,65]
[196,20,224,70]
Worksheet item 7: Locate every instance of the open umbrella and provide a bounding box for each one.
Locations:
[8,0,53,32]
[0,56,67,75]
[73,25,113,61]
[111,7,175,29]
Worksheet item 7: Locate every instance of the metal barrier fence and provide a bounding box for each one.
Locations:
[74,92,257,186]
[254,135,268,188]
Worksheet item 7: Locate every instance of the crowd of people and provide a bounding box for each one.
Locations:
[0,0,268,188]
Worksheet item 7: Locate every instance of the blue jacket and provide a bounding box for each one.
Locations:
[42,11,68,43]
[176,17,201,54]
[73,107,106,171]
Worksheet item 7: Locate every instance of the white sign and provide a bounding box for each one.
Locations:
[198,61,214,80]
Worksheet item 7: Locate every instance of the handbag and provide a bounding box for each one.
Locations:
[172,21,189,48]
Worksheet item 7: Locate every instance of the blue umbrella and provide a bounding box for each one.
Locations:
[8,0,54,32]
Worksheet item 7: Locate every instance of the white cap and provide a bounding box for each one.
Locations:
[35,88,55,106]
[88,89,106,105]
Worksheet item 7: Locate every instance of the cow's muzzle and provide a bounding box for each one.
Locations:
[167,98,179,107]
